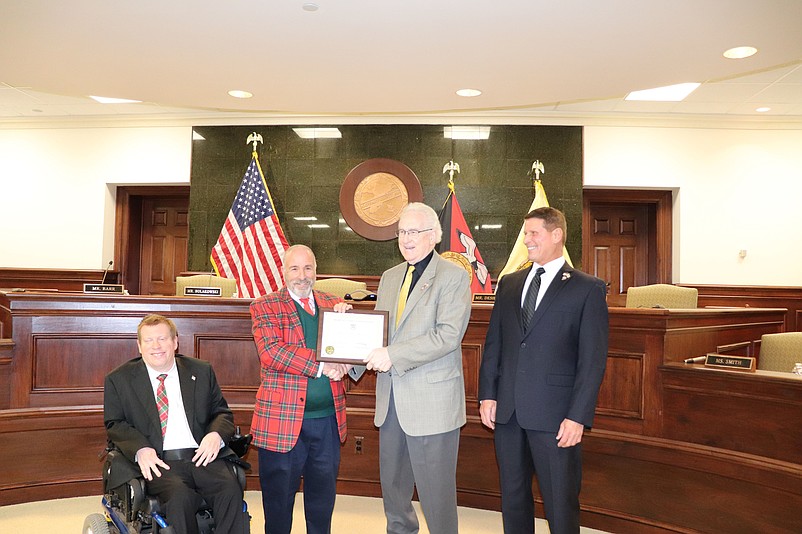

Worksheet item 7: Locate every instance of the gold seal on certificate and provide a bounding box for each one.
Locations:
[316,309,389,364]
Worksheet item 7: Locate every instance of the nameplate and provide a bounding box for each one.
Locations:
[704,353,756,371]
[472,293,495,304]
[83,283,124,294]
[184,286,222,297]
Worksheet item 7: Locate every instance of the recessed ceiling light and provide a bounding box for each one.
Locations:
[444,126,491,140]
[302,3,319,11]
[228,90,253,99]
[89,95,142,104]
[625,82,700,102]
[723,46,758,59]
[456,88,482,97]
[292,127,342,139]
[755,107,771,113]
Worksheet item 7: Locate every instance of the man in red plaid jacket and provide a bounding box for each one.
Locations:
[250,244,357,534]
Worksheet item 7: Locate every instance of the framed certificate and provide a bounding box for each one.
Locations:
[316,309,389,364]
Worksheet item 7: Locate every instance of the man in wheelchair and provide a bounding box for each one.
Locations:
[100,314,249,533]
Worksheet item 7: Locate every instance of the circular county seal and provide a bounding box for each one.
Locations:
[339,158,423,241]
[353,173,408,227]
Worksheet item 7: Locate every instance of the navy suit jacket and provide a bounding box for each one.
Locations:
[479,262,608,432]
[104,354,236,463]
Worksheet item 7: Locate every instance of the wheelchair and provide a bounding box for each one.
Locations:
[83,431,252,534]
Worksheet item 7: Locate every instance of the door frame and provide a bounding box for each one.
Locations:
[582,188,674,285]
[114,186,191,294]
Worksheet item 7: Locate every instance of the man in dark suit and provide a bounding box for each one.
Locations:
[479,207,608,534]
[104,314,246,534]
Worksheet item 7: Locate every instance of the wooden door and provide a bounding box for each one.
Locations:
[585,204,650,306]
[140,198,189,295]
[582,189,673,307]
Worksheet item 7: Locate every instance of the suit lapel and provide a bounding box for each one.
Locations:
[509,268,529,331]
[177,357,196,431]
[526,262,572,334]
[131,361,161,435]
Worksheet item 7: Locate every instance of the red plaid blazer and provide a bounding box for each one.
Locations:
[250,288,347,452]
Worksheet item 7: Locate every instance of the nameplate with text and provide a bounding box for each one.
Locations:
[83,283,124,294]
[472,293,495,304]
[184,286,222,297]
[704,353,756,371]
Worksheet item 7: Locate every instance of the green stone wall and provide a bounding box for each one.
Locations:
[189,125,583,277]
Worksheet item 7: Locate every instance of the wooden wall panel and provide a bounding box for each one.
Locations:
[596,351,644,419]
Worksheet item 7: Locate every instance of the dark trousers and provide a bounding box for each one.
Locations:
[258,415,340,534]
[146,456,245,534]
[495,412,583,534]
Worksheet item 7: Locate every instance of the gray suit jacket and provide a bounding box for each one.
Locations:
[373,252,472,436]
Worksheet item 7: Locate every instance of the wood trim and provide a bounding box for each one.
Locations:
[0,268,117,292]
[684,283,802,332]
[583,188,673,284]
[114,186,190,295]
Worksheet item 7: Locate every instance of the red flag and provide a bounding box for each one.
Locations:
[210,153,289,298]
[437,189,492,294]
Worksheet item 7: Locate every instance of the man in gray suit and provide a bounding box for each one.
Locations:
[364,202,472,534]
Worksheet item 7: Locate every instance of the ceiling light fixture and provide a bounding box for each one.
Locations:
[228,90,253,99]
[292,127,342,139]
[723,46,757,59]
[302,3,319,11]
[625,82,700,102]
[89,95,142,104]
[456,88,482,97]
[444,126,491,140]
[755,107,771,113]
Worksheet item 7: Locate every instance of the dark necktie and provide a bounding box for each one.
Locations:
[156,373,169,438]
[521,267,546,328]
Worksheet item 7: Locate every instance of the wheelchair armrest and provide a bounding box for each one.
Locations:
[229,431,252,458]
[103,448,143,494]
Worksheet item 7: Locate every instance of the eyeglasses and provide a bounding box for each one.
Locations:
[395,228,432,238]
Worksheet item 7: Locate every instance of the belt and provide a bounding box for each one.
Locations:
[162,448,197,462]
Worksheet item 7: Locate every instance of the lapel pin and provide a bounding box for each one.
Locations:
[562,273,571,281]
[191,375,196,381]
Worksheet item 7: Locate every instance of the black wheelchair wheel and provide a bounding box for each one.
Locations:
[82,512,111,534]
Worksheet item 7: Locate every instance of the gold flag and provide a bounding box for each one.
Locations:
[496,180,573,285]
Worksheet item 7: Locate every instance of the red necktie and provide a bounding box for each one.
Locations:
[300,297,314,315]
[156,373,169,438]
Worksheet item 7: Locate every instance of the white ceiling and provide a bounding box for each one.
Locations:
[1,0,801,125]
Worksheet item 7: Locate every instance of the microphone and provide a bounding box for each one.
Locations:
[101,260,113,284]
[684,355,707,364]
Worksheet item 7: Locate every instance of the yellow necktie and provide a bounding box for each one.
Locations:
[396,264,415,326]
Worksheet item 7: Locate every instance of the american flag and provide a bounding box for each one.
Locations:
[211,154,289,298]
